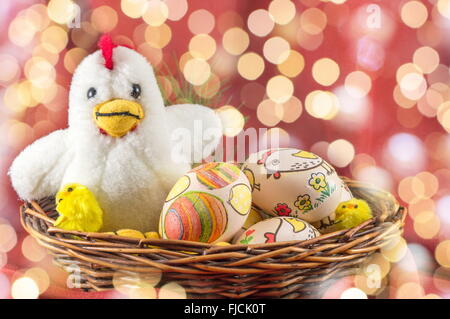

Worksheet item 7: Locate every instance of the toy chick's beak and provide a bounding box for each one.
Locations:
[347,204,355,209]
[93,99,144,138]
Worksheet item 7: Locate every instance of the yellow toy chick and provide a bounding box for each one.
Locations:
[334,198,373,230]
[55,183,103,232]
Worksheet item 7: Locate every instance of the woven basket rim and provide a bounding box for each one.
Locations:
[19,177,407,297]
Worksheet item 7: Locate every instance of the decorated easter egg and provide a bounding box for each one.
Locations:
[231,205,271,243]
[242,148,346,223]
[234,216,320,245]
[159,162,252,243]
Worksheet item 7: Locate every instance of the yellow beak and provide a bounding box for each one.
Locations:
[93,99,144,138]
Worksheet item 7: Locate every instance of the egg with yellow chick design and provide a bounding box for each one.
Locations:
[234,217,320,245]
[242,148,352,226]
[159,162,252,243]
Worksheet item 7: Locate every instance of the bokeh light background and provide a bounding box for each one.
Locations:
[0,0,449,299]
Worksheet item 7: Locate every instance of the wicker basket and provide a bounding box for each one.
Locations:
[20,178,406,299]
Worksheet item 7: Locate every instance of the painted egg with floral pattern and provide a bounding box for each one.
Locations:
[159,162,252,243]
[242,148,347,223]
[233,216,320,245]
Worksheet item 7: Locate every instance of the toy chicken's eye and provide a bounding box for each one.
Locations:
[67,187,73,192]
[87,87,97,99]
[342,205,346,208]
[131,84,141,99]
[354,204,358,208]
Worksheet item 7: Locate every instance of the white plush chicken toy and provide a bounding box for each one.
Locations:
[9,35,223,232]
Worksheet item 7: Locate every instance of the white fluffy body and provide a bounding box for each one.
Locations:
[9,46,223,232]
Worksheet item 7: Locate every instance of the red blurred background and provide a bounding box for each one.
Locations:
[0,0,449,299]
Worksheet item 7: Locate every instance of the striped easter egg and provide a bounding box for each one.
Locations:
[162,191,228,243]
[193,162,241,189]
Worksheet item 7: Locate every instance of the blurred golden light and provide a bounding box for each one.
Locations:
[281,96,303,123]
[4,84,26,114]
[354,274,385,296]
[145,23,172,49]
[188,9,215,34]
[0,54,20,85]
[396,282,425,299]
[296,28,324,51]
[437,101,450,132]
[263,37,290,64]
[247,9,275,37]
[340,288,367,299]
[434,239,450,267]
[8,16,37,47]
[137,43,163,66]
[363,253,391,279]
[423,294,442,299]
[71,22,98,49]
[413,46,440,74]
[381,236,407,263]
[218,11,244,34]
[328,139,355,167]
[216,105,245,137]
[345,71,372,98]
[266,75,294,103]
[416,171,439,198]
[222,28,249,56]
[399,73,427,101]
[25,57,56,89]
[17,81,37,108]
[277,50,305,78]
[27,4,50,32]
[143,0,168,26]
[257,99,283,127]
[312,58,340,86]
[41,25,68,54]
[437,0,450,19]
[22,235,47,263]
[64,48,88,74]
[165,0,188,21]
[91,5,118,33]
[268,0,296,25]
[113,271,162,296]
[414,211,440,239]
[47,0,78,25]
[401,1,428,29]
[11,277,39,299]
[129,286,157,299]
[300,8,327,35]
[158,282,187,299]
[393,85,416,109]
[305,90,339,120]
[193,73,221,99]
[0,224,17,253]
[183,59,211,86]
[121,0,148,18]
[237,52,265,80]
[24,268,50,294]
[189,34,216,60]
